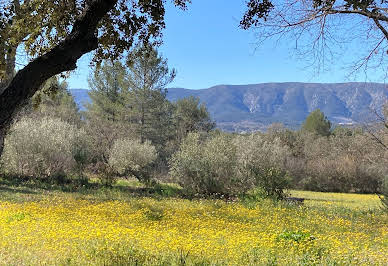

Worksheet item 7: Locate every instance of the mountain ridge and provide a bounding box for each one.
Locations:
[70,82,388,132]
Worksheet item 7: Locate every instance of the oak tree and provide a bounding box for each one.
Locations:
[0,0,190,156]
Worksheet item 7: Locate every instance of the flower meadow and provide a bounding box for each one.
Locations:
[0,192,387,265]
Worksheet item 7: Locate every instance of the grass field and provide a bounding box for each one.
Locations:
[0,177,387,265]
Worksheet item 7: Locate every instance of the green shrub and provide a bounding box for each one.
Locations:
[108,139,157,183]
[234,135,291,200]
[302,134,385,193]
[277,230,315,243]
[1,117,88,179]
[169,133,245,196]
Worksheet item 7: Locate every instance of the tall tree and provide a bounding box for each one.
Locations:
[302,109,332,137]
[86,60,128,122]
[173,96,215,142]
[85,60,134,166]
[0,0,191,157]
[125,44,176,146]
[31,76,81,126]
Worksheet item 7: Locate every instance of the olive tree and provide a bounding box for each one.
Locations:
[108,138,157,183]
[234,134,292,200]
[1,116,88,178]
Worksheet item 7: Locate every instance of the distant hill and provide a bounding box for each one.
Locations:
[69,89,90,111]
[70,82,388,132]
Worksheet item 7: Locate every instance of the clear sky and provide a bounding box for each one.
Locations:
[66,0,386,90]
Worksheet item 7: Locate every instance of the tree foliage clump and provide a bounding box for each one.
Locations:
[28,76,81,125]
[125,44,176,147]
[170,132,292,199]
[1,116,88,179]
[302,109,331,137]
[173,96,215,142]
[234,134,292,200]
[86,60,128,122]
[169,133,243,197]
[108,138,157,183]
[300,131,385,193]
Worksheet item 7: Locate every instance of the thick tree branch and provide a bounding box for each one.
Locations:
[327,8,388,22]
[0,0,117,129]
[0,0,118,155]
[372,17,388,40]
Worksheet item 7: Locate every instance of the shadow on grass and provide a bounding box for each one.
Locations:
[0,174,183,202]
[0,185,39,195]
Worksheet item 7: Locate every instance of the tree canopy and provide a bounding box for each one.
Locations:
[302,109,332,137]
[1,0,387,156]
[0,0,190,155]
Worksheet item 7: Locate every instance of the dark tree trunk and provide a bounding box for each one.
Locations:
[0,126,4,158]
[0,0,117,157]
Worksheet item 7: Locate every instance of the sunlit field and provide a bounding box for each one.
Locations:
[0,182,386,266]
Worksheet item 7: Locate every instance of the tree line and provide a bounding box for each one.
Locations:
[0,45,215,186]
[0,44,387,206]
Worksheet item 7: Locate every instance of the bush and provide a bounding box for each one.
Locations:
[108,139,157,183]
[169,133,244,197]
[84,116,137,166]
[234,134,292,200]
[301,134,385,193]
[1,117,88,179]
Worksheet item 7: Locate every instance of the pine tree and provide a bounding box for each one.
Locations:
[173,96,215,142]
[302,109,331,137]
[86,60,128,122]
[125,44,176,147]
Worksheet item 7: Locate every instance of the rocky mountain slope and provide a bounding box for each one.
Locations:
[70,82,388,132]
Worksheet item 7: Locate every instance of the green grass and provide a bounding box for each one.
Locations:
[0,175,183,203]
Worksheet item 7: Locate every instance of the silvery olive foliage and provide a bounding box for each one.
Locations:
[169,133,242,196]
[234,134,292,200]
[170,132,292,198]
[108,138,157,181]
[1,116,88,178]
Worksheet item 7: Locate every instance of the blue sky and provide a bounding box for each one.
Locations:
[67,0,385,90]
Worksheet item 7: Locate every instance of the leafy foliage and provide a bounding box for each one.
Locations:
[169,133,244,197]
[302,109,331,137]
[108,138,157,182]
[28,76,81,125]
[0,0,191,81]
[125,44,176,147]
[86,60,128,122]
[1,116,88,178]
[234,134,292,200]
[173,96,215,142]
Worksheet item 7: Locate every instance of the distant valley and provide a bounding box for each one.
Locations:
[70,82,388,132]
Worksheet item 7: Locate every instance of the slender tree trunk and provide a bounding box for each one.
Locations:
[141,104,145,143]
